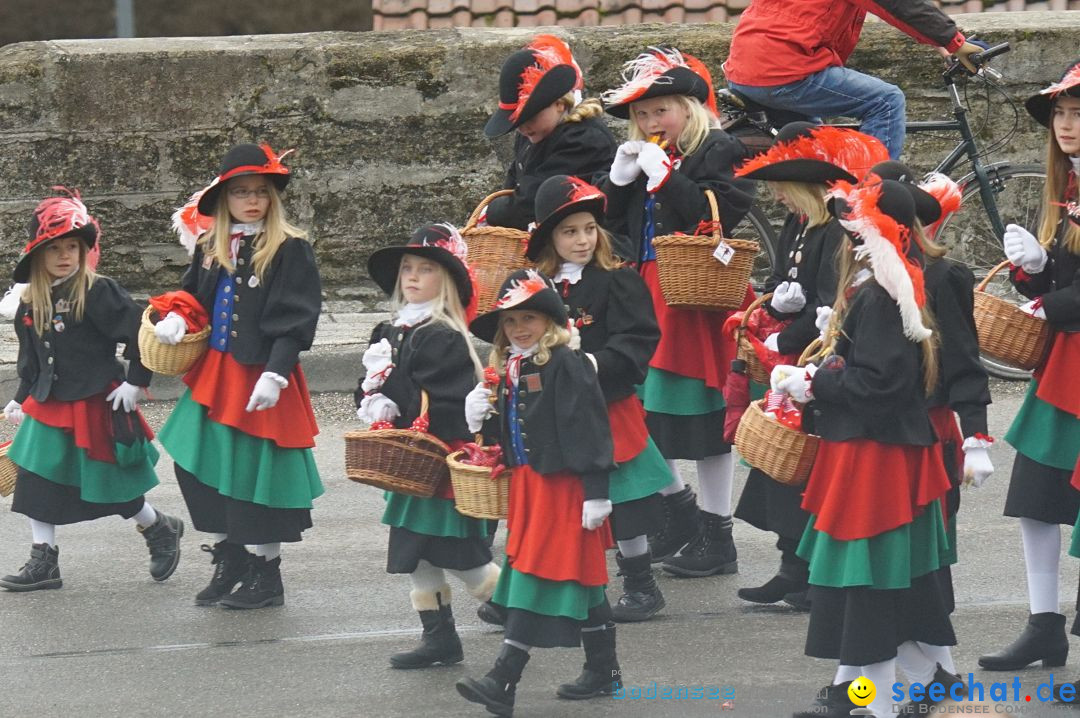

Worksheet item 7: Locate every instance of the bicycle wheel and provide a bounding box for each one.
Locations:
[932,163,1046,381]
[728,203,779,292]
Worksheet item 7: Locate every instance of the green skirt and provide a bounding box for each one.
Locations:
[159,391,323,509]
[637,367,725,416]
[9,415,159,504]
[797,501,951,590]
[492,565,607,621]
[609,437,673,505]
[1006,380,1080,471]
[382,492,493,538]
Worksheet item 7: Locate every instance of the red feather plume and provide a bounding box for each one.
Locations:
[918,172,962,239]
[510,35,582,122]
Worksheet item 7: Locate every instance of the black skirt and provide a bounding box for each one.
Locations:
[610,493,662,541]
[11,468,145,525]
[501,597,612,649]
[386,527,493,574]
[734,468,810,541]
[175,463,312,544]
[645,409,731,460]
[805,572,957,665]
[1004,452,1080,526]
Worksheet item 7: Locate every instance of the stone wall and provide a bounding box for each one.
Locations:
[0,12,1076,297]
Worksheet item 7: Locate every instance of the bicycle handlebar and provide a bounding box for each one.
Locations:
[971,42,1011,66]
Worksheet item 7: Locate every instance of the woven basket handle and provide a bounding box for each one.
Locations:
[464,190,514,232]
[739,292,773,331]
[419,389,430,419]
[975,259,1011,293]
[797,338,824,367]
[704,189,722,240]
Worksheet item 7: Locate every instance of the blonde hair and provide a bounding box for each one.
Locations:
[389,257,484,383]
[535,224,621,276]
[562,96,604,124]
[826,236,939,394]
[912,222,947,260]
[1038,122,1080,254]
[628,94,717,157]
[489,316,571,374]
[768,181,830,228]
[23,239,96,336]
[199,177,309,281]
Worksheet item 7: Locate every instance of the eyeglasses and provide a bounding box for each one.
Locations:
[228,187,272,200]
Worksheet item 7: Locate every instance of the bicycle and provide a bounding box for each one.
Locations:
[719,41,1044,380]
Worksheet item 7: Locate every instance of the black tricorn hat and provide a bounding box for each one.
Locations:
[469,269,569,343]
[868,161,941,227]
[197,143,292,215]
[736,122,888,184]
[525,175,607,261]
[367,224,475,310]
[16,188,99,283]
[485,35,581,138]
[1025,59,1080,128]
[602,46,717,119]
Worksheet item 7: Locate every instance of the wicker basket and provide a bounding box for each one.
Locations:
[735,292,773,384]
[461,190,533,312]
[344,391,451,498]
[651,190,759,311]
[973,260,1051,370]
[137,306,211,376]
[0,441,15,498]
[447,436,510,520]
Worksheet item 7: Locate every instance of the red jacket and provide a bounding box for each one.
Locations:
[724,0,965,87]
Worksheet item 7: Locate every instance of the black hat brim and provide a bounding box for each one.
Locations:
[13,225,98,283]
[484,65,579,138]
[525,197,606,261]
[367,246,473,307]
[469,290,568,344]
[197,172,290,216]
[739,159,856,184]
[604,67,710,119]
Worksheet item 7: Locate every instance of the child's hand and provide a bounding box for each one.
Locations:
[582,499,612,530]
[106,382,142,413]
[246,372,288,412]
[465,382,495,433]
[154,312,187,345]
[359,392,400,423]
[609,141,645,186]
[3,400,22,425]
[636,142,672,192]
[770,281,806,314]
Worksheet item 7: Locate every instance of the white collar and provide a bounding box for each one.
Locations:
[554,261,586,285]
[1070,155,1080,175]
[851,268,873,288]
[50,268,79,287]
[230,221,264,237]
[393,301,435,327]
[506,342,539,386]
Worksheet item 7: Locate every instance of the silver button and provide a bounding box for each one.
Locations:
[232,314,239,321]
[655,202,663,210]
[218,339,226,346]
[230,330,238,338]
[47,357,53,364]
[43,341,50,348]
[235,277,242,284]
[224,286,231,294]
[238,258,245,266]
[221,298,227,305]
[239,240,246,247]
[220,312,227,319]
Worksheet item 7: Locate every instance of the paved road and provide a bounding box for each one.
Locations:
[0,380,1074,717]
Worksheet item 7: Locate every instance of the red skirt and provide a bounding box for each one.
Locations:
[801,438,952,541]
[608,395,649,463]
[23,386,154,465]
[1036,331,1080,419]
[505,465,612,586]
[928,406,963,472]
[183,349,318,448]
[640,259,754,393]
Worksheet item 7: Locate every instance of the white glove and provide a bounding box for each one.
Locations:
[637,142,672,192]
[770,363,817,403]
[1003,224,1047,274]
[568,323,581,351]
[246,372,287,412]
[815,306,834,341]
[3,400,23,425]
[105,382,142,412]
[609,141,645,186]
[465,382,495,433]
[358,392,400,424]
[582,498,612,530]
[763,333,780,353]
[361,338,394,393]
[962,437,994,488]
[154,312,188,345]
[771,281,806,314]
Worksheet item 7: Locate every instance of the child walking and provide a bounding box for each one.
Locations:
[600,47,756,574]
[527,174,670,622]
[978,61,1080,682]
[483,35,617,232]
[360,223,501,668]
[456,269,619,715]
[155,143,323,609]
[0,188,182,591]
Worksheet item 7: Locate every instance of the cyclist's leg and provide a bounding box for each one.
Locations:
[729,66,906,159]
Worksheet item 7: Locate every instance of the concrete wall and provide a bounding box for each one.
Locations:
[0,12,1076,297]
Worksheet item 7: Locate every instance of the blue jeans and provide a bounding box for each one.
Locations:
[729,65,906,160]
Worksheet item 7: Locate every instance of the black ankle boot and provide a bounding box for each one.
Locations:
[611,552,665,622]
[477,600,508,626]
[137,511,184,581]
[791,682,856,718]
[897,665,964,714]
[0,543,62,592]
[557,623,621,699]
[662,511,738,577]
[737,575,803,604]
[390,589,464,669]
[219,555,284,609]
[783,588,812,612]
[195,541,251,606]
[978,612,1068,670]
[648,486,699,562]
[456,643,531,717]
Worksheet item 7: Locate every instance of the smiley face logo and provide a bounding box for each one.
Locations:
[847,676,876,707]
